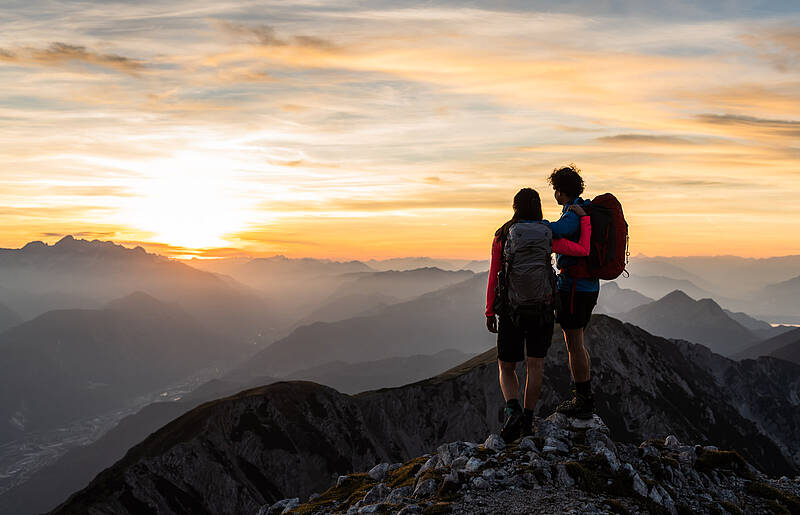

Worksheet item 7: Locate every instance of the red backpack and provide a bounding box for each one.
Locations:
[566,193,629,280]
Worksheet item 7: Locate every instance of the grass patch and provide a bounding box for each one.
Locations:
[292,473,373,514]
[746,481,800,514]
[385,456,428,489]
[696,450,755,479]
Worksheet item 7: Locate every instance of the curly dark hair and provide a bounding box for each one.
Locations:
[547,164,584,198]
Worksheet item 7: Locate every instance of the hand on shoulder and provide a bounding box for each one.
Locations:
[567,205,587,217]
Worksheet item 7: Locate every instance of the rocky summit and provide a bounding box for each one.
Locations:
[273,414,800,515]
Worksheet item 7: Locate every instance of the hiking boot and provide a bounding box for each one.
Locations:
[555,390,594,419]
[520,411,534,438]
[500,406,523,443]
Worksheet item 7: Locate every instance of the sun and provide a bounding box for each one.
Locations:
[120,152,258,250]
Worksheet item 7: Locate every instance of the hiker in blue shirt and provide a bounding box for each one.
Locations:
[545,164,599,419]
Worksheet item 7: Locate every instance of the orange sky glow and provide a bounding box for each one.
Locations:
[1,2,799,260]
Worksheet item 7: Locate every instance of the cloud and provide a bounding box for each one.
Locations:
[696,113,800,136]
[215,20,337,50]
[0,42,144,75]
[741,25,800,72]
[596,134,700,145]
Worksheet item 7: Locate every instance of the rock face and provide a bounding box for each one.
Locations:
[286,414,800,514]
[49,315,800,514]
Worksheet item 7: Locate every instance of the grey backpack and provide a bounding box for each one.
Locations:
[500,222,556,316]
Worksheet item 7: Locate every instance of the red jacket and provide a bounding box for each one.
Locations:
[485,216,591,317]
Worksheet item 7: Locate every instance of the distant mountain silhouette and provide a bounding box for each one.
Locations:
[285,349,475,394]
[294,292,400,326]
[228,274,491,377]
[612,275,714,302]
[365,257,488,272]
[47,316,800,514]
[756,275,800,323]
[723,309,792,340]
[0,300,22,332]
[0,291,245,441]
[617,290,757,356]
[188,255,377,322]
[631,255,800,299]
[734,327,800,365]
[772,338,800,365]
[326,267,475,302]
[0,236,277,340]
[594,282,652,314]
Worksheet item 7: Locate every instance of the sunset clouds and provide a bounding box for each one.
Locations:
[1,1,799,259]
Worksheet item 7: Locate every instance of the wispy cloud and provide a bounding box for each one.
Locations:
[215,19,338,49]
[0,42,145,75]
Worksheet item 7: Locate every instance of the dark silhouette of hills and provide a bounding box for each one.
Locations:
[612,275,714,303]
[0,300,22,332]
[228,273,491,377]
[723,309,792,340]
[187,255,374,321]
[756,275,800,323]
[47,315,799,514]
[734,327,800,365]
[294,292,400,326]
[285,349,475,394]
[595,281,652,314]
[365,257,488,272]
[326,267,475,301]
[0,291,245,441]
[631,254,800,299]
[772,336,800,365]
[0,236,277,340]
[617,290,758,356]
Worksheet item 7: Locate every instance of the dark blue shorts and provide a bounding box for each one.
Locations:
[496,311,555,362]
[555,291,599,330]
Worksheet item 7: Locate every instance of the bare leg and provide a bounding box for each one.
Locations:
[498,360,519,401]
[523,357,544,411]
[563,328,590,383]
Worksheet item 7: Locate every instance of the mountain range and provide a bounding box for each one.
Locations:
[45,315,800,514]
[0,236,277,341]
[616,290,759,356]
[734,327,800,365]
[229,273,491,378]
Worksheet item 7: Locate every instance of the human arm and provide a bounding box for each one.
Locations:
[547,208,580,238]
[485,235,502,332]
[553,215,591,256]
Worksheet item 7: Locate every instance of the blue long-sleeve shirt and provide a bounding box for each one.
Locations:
[545,197,600,293]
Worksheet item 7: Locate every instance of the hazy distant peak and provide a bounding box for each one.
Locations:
[658,289,695,303]
[54,234,77,246]
[105,291,172,313]
[20,240,46,251]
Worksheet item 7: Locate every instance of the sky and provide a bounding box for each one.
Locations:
[1,0,799,260]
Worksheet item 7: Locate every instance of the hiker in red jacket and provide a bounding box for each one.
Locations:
[486,187,590,441]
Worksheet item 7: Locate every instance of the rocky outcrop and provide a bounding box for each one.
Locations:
[50,316,800,514]
[280,414,800,515]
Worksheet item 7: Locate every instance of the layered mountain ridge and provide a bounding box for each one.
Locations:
[48,315,800,514]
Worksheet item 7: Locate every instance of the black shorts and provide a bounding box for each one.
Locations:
[496,312,555,362]
[555,291,599,330]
